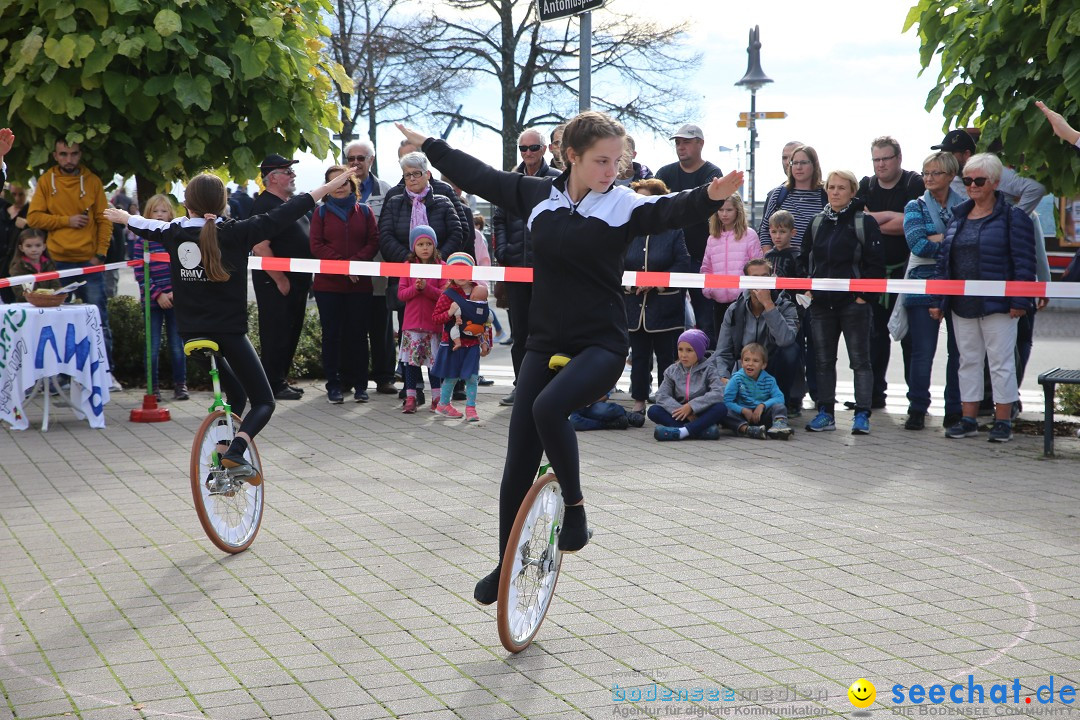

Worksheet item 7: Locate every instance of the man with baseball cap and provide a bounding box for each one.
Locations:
[655,123,724,346]
[931,129,1045,213]
[250,153,311,400]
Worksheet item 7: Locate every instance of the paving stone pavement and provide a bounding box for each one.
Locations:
[2,382,1079,720]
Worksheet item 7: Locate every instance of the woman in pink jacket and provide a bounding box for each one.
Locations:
[700,193,762,340]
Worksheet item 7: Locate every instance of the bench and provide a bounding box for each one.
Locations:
[1038,368,1080,456]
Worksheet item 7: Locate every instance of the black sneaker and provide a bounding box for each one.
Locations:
[558,505,591,552]
[988,420,1013,443]
[288,384,305,395]
[354,390,370,403]
[327,387,344,404]
[474,566,501,605]
[499,389,515,406]
[943,412,962,429]
[904,412,926,431]
[626,411,646,428]
[477,375,494,387]
[274,386,302,400]
[603,414,630,430]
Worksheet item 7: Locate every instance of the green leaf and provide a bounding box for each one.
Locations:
[112,0,140,13]
[102,71,129,111]
[18,31,44,67]
[7,85,25,120]
[66,96,86,120]
[57,14,77,33]
[234,37,271,80]
[55,4,74,19]
[154,9,182,37]
[174,75,212,111]
[77,0,110,27]
[204,55,231,79]
[81,47,111,79]
[176,35,197,56]
[35,81,69,113]
[185,137,206,158]
[250,16,283,38]
[116,36,145,58]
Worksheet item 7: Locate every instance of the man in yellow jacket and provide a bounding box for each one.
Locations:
[27,140,117,378]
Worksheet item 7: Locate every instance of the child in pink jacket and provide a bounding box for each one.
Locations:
[701,193,762,337]
[397,225,447,413]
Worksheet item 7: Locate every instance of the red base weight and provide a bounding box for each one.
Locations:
[130,394,171,423]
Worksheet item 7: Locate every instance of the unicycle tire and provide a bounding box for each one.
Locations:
[497,473,565,653]
[190,410,265,554]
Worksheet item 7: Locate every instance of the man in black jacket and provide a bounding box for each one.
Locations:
[492,128,562,405]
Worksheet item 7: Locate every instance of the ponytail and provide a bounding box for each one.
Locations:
[199,221,230,282]
[184,174,231,282]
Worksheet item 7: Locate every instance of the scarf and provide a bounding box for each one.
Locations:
[822,200,853,222]
[324,193,356,224]
[921,187,964,235]
[406,186,431,230]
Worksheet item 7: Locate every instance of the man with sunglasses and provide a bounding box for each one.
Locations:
[854,136,925,410]
[491,128,561,406]
[251,153,313,400]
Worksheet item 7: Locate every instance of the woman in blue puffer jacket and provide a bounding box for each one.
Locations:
[931,153,1036,444]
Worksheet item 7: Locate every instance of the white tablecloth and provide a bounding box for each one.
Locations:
[0,304,112,430]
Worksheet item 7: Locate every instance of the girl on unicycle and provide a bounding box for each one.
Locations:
[396,114,744,605]
[104,170,357,483]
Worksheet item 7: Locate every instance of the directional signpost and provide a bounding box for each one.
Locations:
[538,0,608,111]
[736,111,787,128]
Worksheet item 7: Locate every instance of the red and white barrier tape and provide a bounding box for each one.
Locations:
[2,256,1078,299]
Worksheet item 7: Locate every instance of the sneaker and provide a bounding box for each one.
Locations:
[173,384,189,401]
[653,425,683,441]
[108,374,123,392]
[354,390,370,403]
[327,387,344,404]
[499,336,514,346]
[851,411,870,435]
[430,398,438,413]
[626,411,646,428]
[274,385,302,400]
[220,456,263,486]
[697,424,722,440]
[474,566,501,605]
[288,383,305,395]
[945,418,979,439]
[786,404,803,418]
[436,403,463,418]
[904,412,926,431]
[499,389,516,406]
[943,412,962,429]
[558,505,591,552]
[465,406,479,422]
[603,414,629,430]
[1011,400,1022,420]
[988,420,1013,443]
[767,417,793,440]
[493,332,509,344]
[401,396,418,414]
[152,387,163,402]
[376,382,398,395]
[477,375,494,387]
[806,410,836,432]
[745,424,768,439]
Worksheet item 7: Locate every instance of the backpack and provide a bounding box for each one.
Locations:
[442,287,489,337]
[808,211,870,279]
[771,184,828,214]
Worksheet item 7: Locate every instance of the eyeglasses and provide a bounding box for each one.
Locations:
[346,154,369,162]
[921,170,949,179]
[269,168,295,177]
[403,171,426,181]
[961,176,989,187]
[518,144,543,153]
[872,154,898,164]
[789,160,812,167]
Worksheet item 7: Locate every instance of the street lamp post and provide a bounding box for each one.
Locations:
[734,26,772,227]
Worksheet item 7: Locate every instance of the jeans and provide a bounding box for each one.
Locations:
[148,304,186,389]
[720,403,788,432]
[570,401,628,431]
[252,272,311,391]
[904,305,940,415]
[811,301,873,414]
[943,312,961,416]
[55,261,113,368]
[787,307,817,407]
[628,329,679,402]
[315,291,371,393]
[647,402,728,437]
[765,341,800,403]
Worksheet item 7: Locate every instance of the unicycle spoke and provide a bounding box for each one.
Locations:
[190,411,264,553]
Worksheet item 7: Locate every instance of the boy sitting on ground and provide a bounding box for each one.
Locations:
[721,342,792,440]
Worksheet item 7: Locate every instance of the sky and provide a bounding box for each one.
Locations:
[287,0,952,209]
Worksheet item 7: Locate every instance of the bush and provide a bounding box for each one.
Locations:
[109,296,325,389]
[1059,384,1080,416]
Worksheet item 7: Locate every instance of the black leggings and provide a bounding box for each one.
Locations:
[185,333,275,440]
[497,346,625,558]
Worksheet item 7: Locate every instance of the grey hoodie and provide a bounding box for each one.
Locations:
[656,360,727,414]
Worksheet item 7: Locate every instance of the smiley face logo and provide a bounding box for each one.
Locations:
[848,679,876,708]
[178,241,202,270]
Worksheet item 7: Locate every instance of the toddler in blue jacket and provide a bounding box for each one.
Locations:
[722,343,793,440]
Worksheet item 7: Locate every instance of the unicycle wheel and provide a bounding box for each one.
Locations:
[497,473,564,653]
[189,411,265,554]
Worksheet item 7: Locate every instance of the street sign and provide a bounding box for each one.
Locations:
[738,111,787,120]
[538,0,606,23]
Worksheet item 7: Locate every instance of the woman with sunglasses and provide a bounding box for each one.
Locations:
[900,151,966,431]
[930,153,1036,443]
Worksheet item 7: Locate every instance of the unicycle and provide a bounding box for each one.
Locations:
[496,352,578,653]
[185,339,265,554]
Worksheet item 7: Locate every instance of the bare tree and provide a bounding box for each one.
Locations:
[432,0,701,169]
[326,0,468,175]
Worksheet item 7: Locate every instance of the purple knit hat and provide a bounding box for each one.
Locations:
[678,329,709,363]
